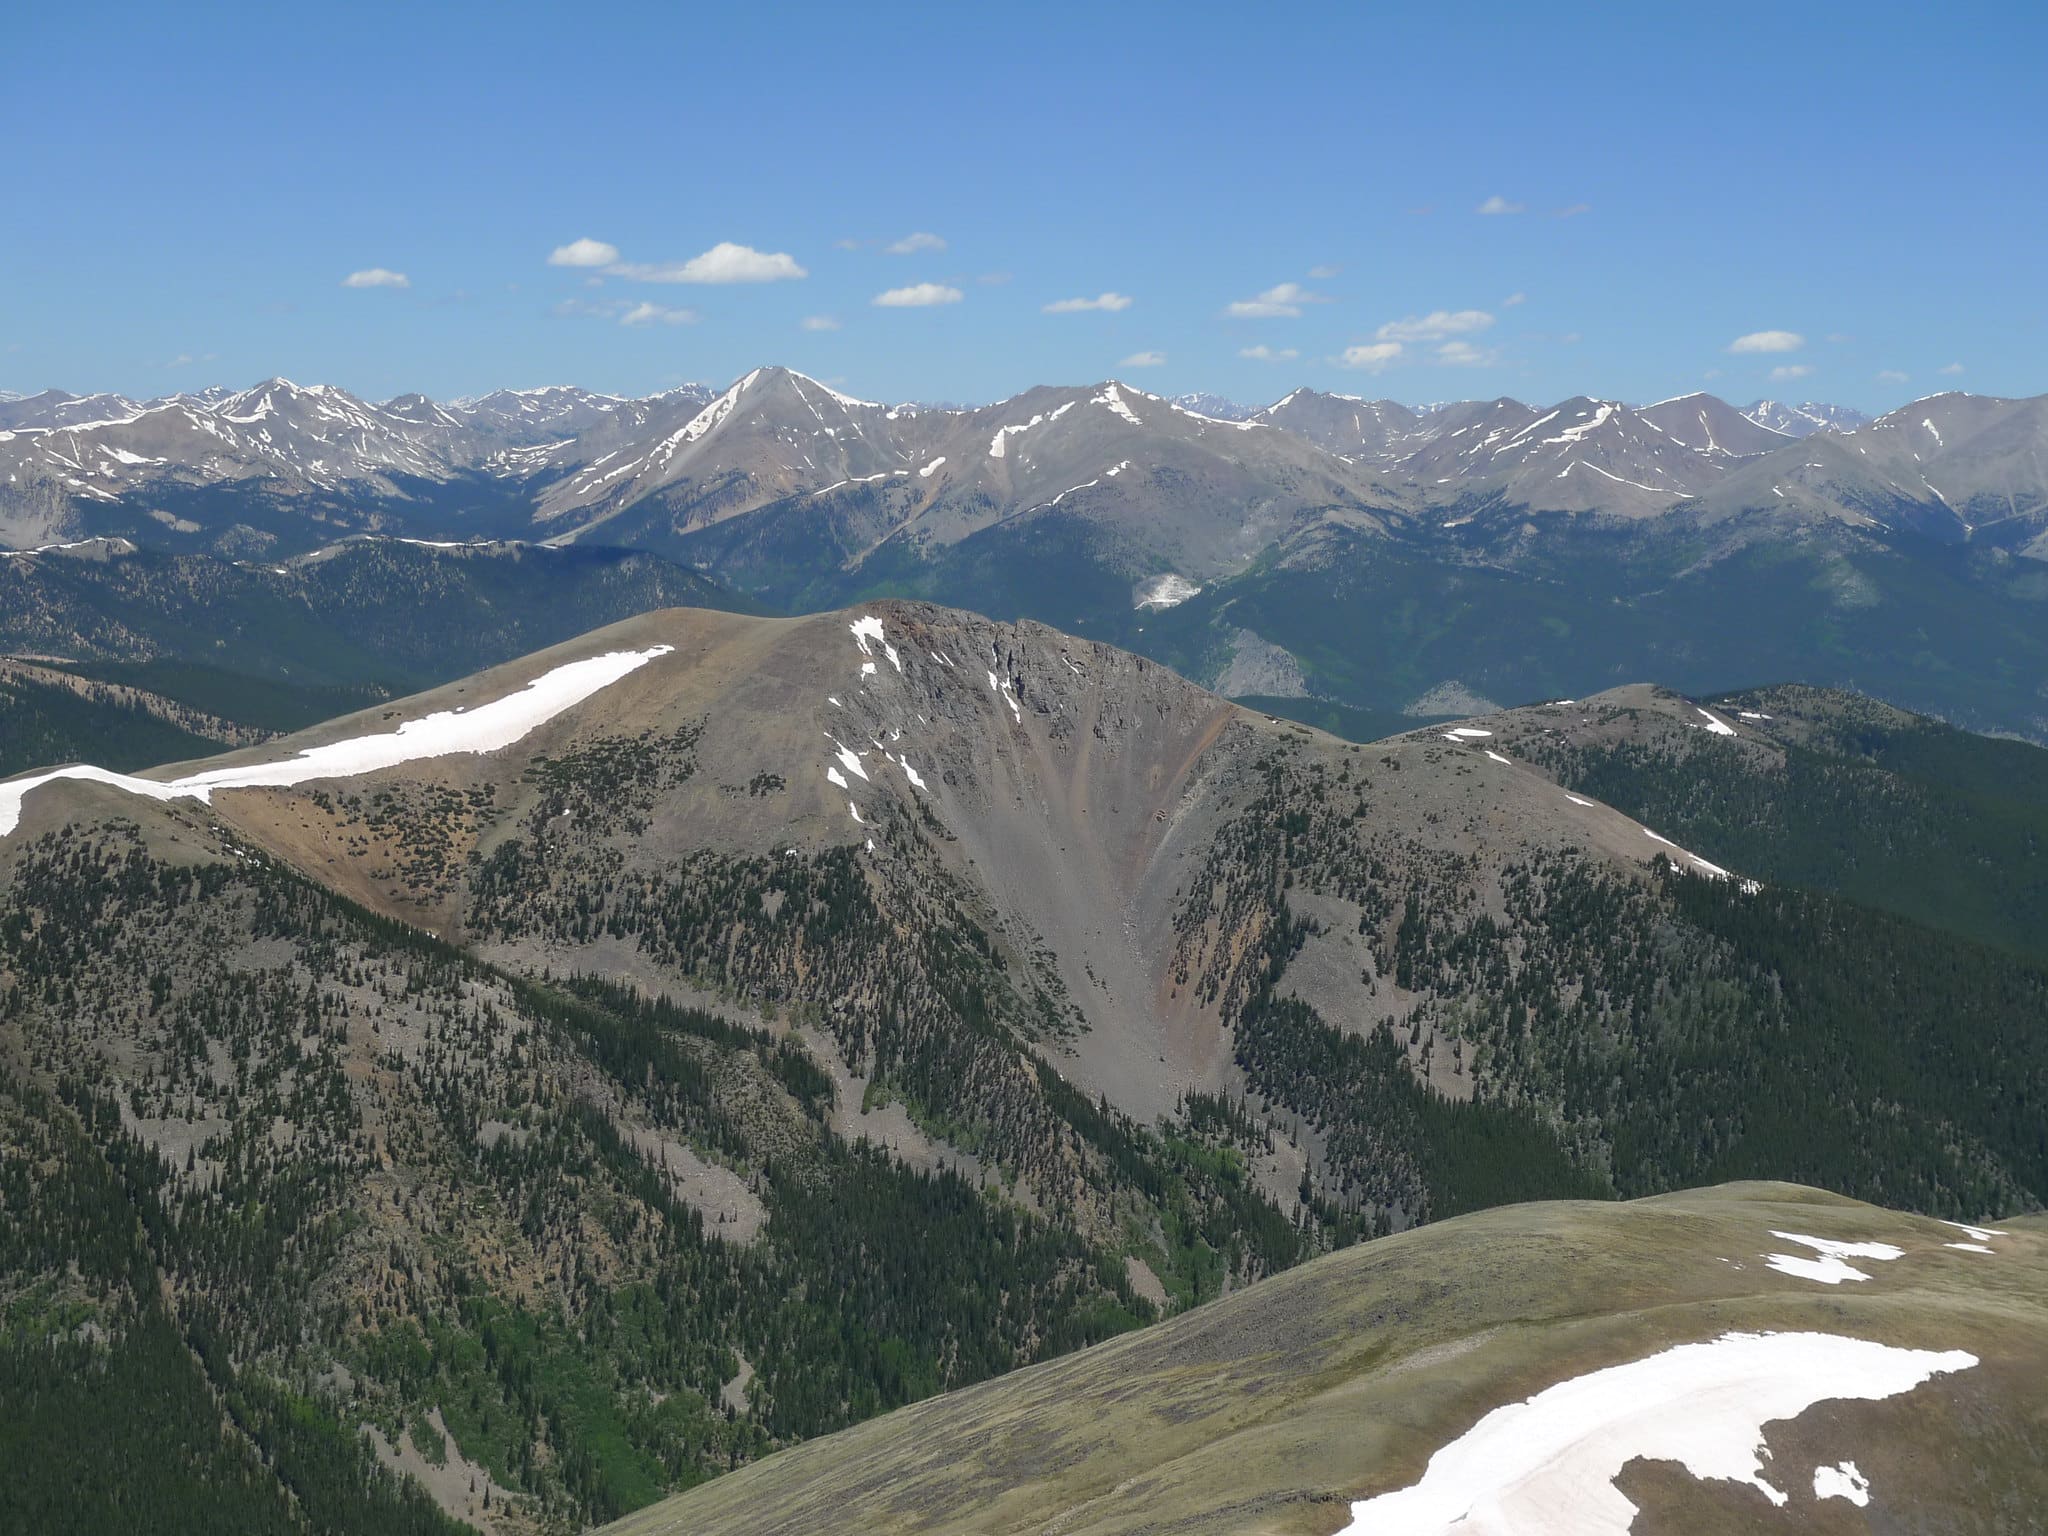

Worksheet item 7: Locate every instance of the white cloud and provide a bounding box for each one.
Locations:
[1225,281,1328,318]
[886,231,947,255]
[1876,369,1910,384]
[1119,350,1167,368]
[873,283,963,308]
[341,268,409,289]
[548,237,620,268]
[610,242,807,283]
[1769,363,1814,380]
[1938,362,1965,375]
[1555,202,1591,218]
[1043,292,1133,313]
[1476,195,1526,215]
[620,301,698,327]
[801,315,842,332]
[1436,340,1498,367]
[1501,291,1527,307]
[1335,342,1403,372]
[1728,329,1805,354]
[1307,263,1341,279]
[1238,345,1299,362]
[1376,309,1494,343]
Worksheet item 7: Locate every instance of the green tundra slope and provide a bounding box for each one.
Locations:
[607,1183,2048,1536]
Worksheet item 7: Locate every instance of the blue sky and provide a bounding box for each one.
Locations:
[5,1,2043,411]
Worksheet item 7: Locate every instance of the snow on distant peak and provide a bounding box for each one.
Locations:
[1133,573,1202,610]
[1091,383,1143,426]
[987,400,1075,459]
[785,369,879,410]
[848,613,901,671]
[1543,402,1617,445]
[1169,399,1259,430]
[664,378,748,455]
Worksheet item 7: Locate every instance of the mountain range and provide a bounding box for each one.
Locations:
[0,374,1987,548]
[6,369,2046,744]
[5,598,2048,1531]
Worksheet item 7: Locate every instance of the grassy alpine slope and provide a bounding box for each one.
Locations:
[606,1183,2048,1536]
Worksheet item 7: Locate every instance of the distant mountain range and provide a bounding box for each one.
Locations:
[0,372,2013,549]
[5,369,2045,740]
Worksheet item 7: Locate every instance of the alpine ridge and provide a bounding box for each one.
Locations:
[6,369,2039,549]
[7,602,2047,1532]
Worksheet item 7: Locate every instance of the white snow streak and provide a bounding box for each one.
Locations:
[0,647,673,840]
[1695,707,1737,736]
[1939,1219,2010,1242]
[1091,383,1143,425]
[849,615,887,655]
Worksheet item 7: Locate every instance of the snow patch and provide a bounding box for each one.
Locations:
[827,739,869,782]
[1762,1231,1905,1285]
[1541,402,1615,445]
[0,646,673,840]
[1091,383,1142,425]
[1337,1331,1973,1536]
[1134,574,1203,610]
[849,614,887,655]
[1813,1461,1871,1506]
[1696,707,1737,736]
[1939,1219,2009,1243]
[987,669,1022,722]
